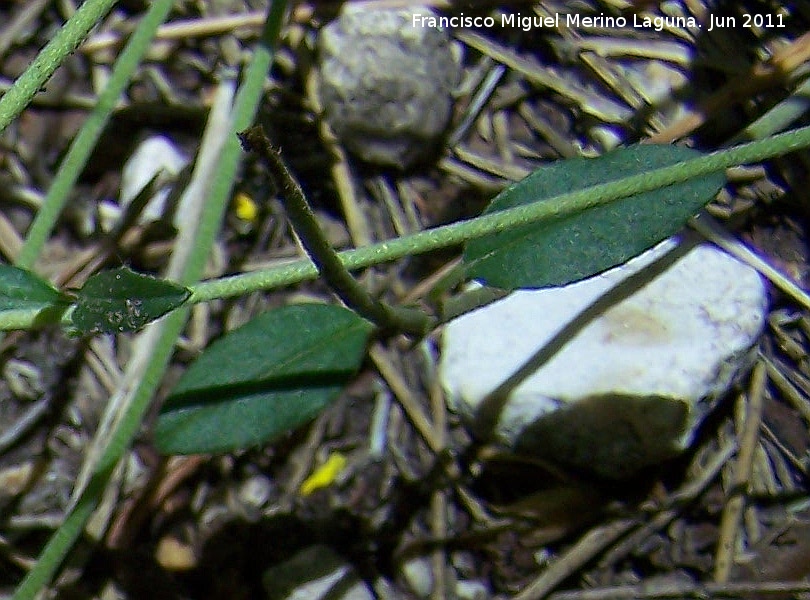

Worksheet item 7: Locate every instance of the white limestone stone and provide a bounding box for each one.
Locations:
[117,135,188,228]
[440,240,767,478]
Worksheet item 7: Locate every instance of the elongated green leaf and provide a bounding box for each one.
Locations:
[154,304,373,454]
[0,265,68,310]
[71,267,190,334]
[464,145,726,289]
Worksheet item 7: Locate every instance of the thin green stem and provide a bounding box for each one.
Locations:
[11,1,288,597]
[188,123,810,305]
[730,76,810,143]
[239,126,433,335]
[179,1,286,285]
[0,0,118,136]
[3,122,810,335]
[16,0,176,269]
[9,466,110,600]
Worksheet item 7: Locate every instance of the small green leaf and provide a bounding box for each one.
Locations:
[464,144,726,289]
[154,304,373,455]
[71,267,190,334]
[0,265,68,310]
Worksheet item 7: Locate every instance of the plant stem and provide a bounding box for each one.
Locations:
[0,0,118,136]
[239,126,433,335]
[189,123,810,305]
[16,0,176,269]
[10,0,289,597]
[9,466,110,600]
[6,121,810,335]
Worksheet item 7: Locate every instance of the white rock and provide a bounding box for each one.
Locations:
[440,240,767,478]
[316,6,461,168]
[263,545,373,600]
[118,135,188,228]
[455,580,490,600]
[401,557,433,598]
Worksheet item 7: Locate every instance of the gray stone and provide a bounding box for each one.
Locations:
[316,6,461,168]
[440,241,767,478]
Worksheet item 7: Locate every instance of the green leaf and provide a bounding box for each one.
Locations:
[154,304,373,454]
[463,144,726,289]
[0,265,68,310]
[71,267,190,334]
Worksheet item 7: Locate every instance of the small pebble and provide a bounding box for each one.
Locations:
[155,535,196,571]
[401,557,433,598]
[117,135,188,228]
[316,5,461,168]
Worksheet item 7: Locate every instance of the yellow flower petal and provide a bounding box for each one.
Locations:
[234,191,259,222]
[299,452,347,496]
